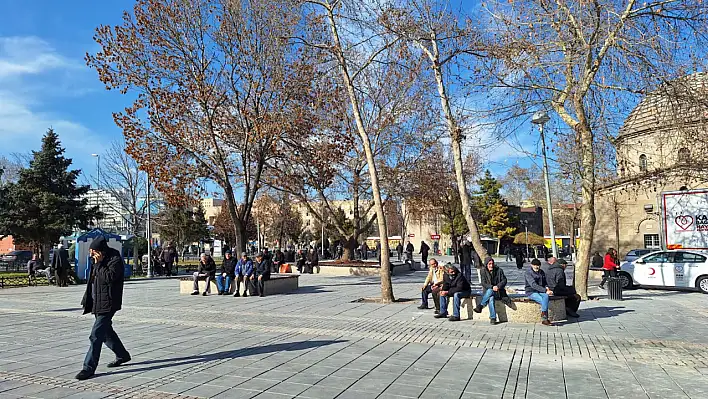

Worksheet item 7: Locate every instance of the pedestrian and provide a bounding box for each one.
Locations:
[546,258,581,318]
[459,240,473,284]
[52,244,71,287]
[361,242,368,260]
[253,253,272,297]
[419,241,430,266]
[505,246,512,262]
[160,243,178,276]
[396,242,403,261]
[75,236,131,380]
[190,253,216,296]
[216,250,236,295]
[296,249,306,273]
[515,248,525,270]
[599,248,619,289]
[592,251,603,269]
[474,257,507,325]
[525,258,553,326]
[307,247,318,274]
[471,247,483,283]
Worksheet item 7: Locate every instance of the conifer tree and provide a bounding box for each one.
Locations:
[474,170,516,254]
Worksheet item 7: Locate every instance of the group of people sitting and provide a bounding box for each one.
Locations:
[419,255,581,325]
[190,250,271,297]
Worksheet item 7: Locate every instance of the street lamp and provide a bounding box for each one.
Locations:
[146,171,153,278]
[521,220,530,261]
[531,110,558,258]
[91,154,101,227]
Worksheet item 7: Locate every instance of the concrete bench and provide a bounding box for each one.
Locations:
[445,293,567,322]
[179,274,299,296]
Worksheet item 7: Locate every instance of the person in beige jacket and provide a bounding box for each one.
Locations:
[418,258,445,313]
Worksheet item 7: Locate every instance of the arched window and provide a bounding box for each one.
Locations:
[639,154,647,172]
[678,147,690,164]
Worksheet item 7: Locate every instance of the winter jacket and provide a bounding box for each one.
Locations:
[460,244,472,265]
[81,247,124,315]
[198,256,217,277]
[396,244,403,254]
[27,259,40,274]
[442,271,471,295]
[603,254,618,271]
[162,247,178,264]
[221,257,237,277]
[423,266,445,287]
[592,254,604,269]
[274,251,285,264]
[308,251,319,266]
[480,266,508,299]
[515,252,525,266]
[419,242,430,256]
[255,259,272,278]
[236,258,254,277]
[405,243,414,253]
[546,264,576,296]
[524,268,548,294]
[52,248,70,271]
[471,250,482,269]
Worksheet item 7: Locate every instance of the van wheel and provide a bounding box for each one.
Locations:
[696,276,708,294]
[618,272,634,289]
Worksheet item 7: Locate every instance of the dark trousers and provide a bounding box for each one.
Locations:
[565,294,581,312]
[83,312,130,373]
[236,275,254,295]
[421,253,428,266]
[256,275,270,296]
[164,262,173,276]
[421,284,440,311]
[600,269,617,286]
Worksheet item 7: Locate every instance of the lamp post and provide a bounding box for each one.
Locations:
[522,220,530,261]
[531,110,558,258]
[146,171,153,278]
[91,154,101,227]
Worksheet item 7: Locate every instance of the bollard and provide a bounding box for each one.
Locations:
[607,277,623,301]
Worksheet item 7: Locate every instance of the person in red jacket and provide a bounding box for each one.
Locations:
[600,248,619,289]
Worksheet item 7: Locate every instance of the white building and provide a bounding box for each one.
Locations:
[82,189,130,233]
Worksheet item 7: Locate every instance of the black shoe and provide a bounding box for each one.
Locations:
[434,309,440,315]
[75,370,94,380]
[243,293,248,298]
[448,316,461,322]
[202,292,208,296]
[233,292,240,297]
[490,319,498,325]
[473,305,483,314]
[434,313,448,319]
[217,292,223,295]
[107,356,131,368]
[259,294,265,297]
[417,305,429,310]
[599,285,605,290]
[190,291,199,296]
[566,309,580,318]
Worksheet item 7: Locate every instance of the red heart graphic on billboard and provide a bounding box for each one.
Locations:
[675,215,694,231]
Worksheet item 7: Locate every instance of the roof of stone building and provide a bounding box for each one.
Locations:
[618,72,708,139]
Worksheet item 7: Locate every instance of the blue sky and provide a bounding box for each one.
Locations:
[0,0,538,186]
[0,0,135,181]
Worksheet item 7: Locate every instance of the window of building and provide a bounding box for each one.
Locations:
[678,147,690,164]
[639,154,647,172]
[643,234,660,249]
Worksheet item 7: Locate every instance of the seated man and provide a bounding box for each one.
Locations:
[546,258,581,318]
[296,250,306,273]
[273,248,285,273]
[216,250,237,295]
[525,259,553,325]
[435,264,471,322]
[253,253,272,297]
[234,252,254,297]
[418,258,444,313]
[191,253,216,296]
[474,257,507,325]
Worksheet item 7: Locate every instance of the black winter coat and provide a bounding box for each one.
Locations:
[545,264,575,296]
[199,257,217,277]
[255,259,272,278]
[420,242,430,255]
[82,248,124,315]
[460,244,472,265]
[442,271,471,295]
[591,254,603,269]
[52,248,70,271]
[308,251,318,266]
[480,266,508,299]
[221,257,237,277]
[405,243,414,253]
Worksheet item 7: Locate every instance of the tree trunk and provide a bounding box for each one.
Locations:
[428,42,488,261]
[325,4,394,302]
[574,122,596,300]
[341,235,357,262]
[496,238,502,257]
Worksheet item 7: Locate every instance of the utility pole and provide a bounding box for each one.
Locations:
[146,172,152,278]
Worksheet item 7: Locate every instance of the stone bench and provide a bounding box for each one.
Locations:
[317,262,411,276]
[446,293,567,322]
[179,273,299,296]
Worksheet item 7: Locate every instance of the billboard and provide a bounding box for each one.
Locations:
[662,189,708,250]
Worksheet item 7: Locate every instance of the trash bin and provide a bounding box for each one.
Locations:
[124,263,132,279]
[607,277,623,300]
[446,248,452,256]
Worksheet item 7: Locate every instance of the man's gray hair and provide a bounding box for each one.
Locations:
[428,257,437,265]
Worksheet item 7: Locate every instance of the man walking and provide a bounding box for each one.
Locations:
[396,242,403,261]
[505,247,512,262]
[76,236,130,380]
[419,241,430,266]
[474,257,507,325]
[53,244,71,287]
[459,240,472,284]
[161,243,178,276]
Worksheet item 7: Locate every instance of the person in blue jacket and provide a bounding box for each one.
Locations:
[234,252,254,297]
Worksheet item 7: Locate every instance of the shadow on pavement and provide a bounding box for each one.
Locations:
[102,340,345,377]
[556,306,635,325]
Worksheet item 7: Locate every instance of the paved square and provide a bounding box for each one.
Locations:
[1,261,708,398]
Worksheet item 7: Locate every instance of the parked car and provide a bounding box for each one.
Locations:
[619,250,708,293]
[623,248,653,263]
[0,250,33,264]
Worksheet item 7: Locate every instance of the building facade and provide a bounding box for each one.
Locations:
[82,189,130,233]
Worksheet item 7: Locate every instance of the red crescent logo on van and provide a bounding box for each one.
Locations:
[648,268,656,276]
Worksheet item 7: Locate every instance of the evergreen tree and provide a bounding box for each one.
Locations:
[0,129,99,256]
[157,203,210,254]
[474,170,516,254]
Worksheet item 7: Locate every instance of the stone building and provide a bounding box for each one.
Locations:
[594,73,708,255]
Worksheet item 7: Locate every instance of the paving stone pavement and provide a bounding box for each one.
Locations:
[1,260,708,398]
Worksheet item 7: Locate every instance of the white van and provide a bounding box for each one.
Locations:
[620,250,708,293]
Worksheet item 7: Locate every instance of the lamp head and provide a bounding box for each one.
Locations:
[531,110,550,125]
